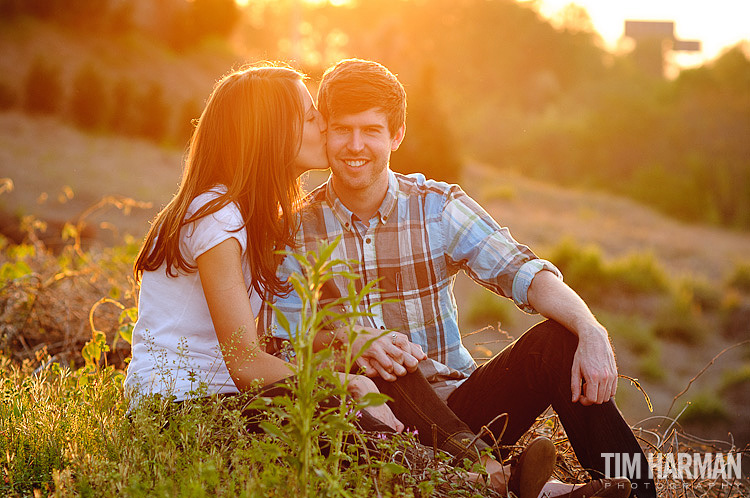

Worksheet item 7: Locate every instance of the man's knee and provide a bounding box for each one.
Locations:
[521,319,578,360]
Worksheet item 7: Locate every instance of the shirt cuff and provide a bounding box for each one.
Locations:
[511,259,563,313]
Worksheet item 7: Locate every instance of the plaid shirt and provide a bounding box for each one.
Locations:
[260,170,562,400]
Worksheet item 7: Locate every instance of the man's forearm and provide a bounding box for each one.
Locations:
[526,270,605,339]
[527,269,618,404]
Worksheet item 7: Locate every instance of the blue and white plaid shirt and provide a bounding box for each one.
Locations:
[260,170,562,400]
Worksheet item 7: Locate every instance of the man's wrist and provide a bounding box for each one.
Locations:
[573,318,607,341]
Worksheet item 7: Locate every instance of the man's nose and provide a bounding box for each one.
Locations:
[347,130,364,152]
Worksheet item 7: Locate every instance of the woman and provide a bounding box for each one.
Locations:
[122,63,577,498]
[124,65,399,429]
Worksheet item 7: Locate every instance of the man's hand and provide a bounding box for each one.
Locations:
[345,374,404,432]
[570,324,618,405]
[526,270,618,405]
[345,328,426,381]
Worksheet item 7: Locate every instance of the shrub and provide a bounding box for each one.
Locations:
[546,238,670,304]
[680,391,730,424]
[727,261,750,294]
[174,98,202,146]
[108,78,138,135]
[720,364,750,393]
[678,276,722,313]
[607,251,668,294]
[597,311,654,355]
[545,238,607,299]
[136,83,170,142]
[0,80,16,110]
[69,64,109,130]
[23,58,63,115]
[390,64,463,184]
[637,347,666,382]
[653,289,706,344]
[464,287,516,329]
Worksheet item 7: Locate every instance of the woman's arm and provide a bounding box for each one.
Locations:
[197,238,296,390]
[197,238,404,432]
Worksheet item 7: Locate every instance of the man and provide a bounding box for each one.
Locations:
[261,59,654,498]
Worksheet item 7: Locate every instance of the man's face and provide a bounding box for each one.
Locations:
[326,108,404,199]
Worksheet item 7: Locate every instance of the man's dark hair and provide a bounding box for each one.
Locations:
[317,58,406,136]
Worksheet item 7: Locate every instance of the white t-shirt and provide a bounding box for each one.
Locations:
[124,189,262,406]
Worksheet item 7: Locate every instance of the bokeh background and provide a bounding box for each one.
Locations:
[1,0,749,446]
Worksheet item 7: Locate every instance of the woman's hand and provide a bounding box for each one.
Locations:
[344,374,404,433]
[344,328,427,381]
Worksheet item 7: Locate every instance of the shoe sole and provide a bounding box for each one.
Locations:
[515,438,557,498]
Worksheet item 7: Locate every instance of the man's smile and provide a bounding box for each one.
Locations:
[343,159,368,168]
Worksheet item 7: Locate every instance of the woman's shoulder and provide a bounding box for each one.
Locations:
[187,185,229,213]
[185,185,244,233]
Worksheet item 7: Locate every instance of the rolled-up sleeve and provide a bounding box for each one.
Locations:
[512,259,563,313]
[442,185,563,313]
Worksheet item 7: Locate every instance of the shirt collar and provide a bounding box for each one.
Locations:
[325,170,398,231]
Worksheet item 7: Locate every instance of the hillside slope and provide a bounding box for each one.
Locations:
[1,114,748,444]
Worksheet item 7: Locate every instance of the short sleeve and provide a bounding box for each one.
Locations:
[182,195,247,264]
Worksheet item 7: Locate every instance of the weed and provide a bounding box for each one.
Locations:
[727,261,750,294]
[653,289,707,345]
[464,287,516,329]
[598,311,655,355]
[678,276,722,313]
[680,391,730,424]
[482,184,516,202]
[719,363,750,393]
[546,238,669,301]
[23,57,62,115]
[637,347,666,382]
[70,64,109,131]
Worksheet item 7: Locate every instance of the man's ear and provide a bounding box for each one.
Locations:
[390,124,406,151]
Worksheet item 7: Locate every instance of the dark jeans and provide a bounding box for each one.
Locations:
[443,319,655,498]
[373,368,491,464]
[374,319,655,498]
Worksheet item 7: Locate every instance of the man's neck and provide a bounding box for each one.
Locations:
[331,176,388,223]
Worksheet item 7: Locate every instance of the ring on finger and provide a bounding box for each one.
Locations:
[391,332,397,344]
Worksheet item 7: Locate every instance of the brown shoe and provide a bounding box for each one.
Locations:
[557,478,632,498]
[508,436,557,498]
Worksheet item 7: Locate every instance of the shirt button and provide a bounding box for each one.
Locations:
[365,237,371,244]
[379,325,386,329]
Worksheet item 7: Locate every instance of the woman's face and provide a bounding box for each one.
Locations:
[292,81,328,176]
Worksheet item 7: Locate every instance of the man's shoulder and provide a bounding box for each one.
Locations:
[393,171,460,199]
[303,182,329,205]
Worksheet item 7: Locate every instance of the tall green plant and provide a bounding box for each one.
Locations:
[251,238,390,497]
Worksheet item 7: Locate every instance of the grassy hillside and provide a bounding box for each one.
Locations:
[2,113,749,448]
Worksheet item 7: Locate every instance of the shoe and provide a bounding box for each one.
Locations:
[508,436,557,498]
[560,478,632,498]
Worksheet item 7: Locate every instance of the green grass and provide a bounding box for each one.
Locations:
[0,235,492,497]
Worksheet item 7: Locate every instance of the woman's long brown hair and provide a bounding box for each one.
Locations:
[134,65,304,298]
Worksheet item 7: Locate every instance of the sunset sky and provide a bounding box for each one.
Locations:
[239,0,750,68]
[522,0,749,67]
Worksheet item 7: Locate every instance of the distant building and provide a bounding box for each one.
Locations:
[624,20,701,77]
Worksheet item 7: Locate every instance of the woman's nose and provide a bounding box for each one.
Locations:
[316,112,326,132]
